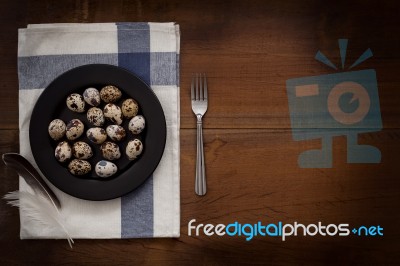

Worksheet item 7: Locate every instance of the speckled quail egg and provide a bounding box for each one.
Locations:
[48,119,66,141]
[66,119,84,140]
[100,85,122,103]
[126,139,143,160]
[100,141,121,161]
[103,103,123,125]
[106,125,126,142]
[68,159,91,175]
[72,141,93,160]
[83,87,101,107]
[55,141,72,163]
[86,127,107,144]
[95,160,118,178]
[87,107,105,126]
[121,98,139,119]
[128,115,145,134]
[66,93,85,113]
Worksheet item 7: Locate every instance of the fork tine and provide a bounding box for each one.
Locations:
[195,73,199,100]
[203,73,208,100]
[199,73,203,100]
[191,74,194,100]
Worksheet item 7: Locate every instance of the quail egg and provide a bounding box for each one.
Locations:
[128,115,145,134]
[55,141,72,163]
[87,107,105,126]
[48,119,66,141]
[66,93,85,113]
[72,141,93,160]
[100,141,121,161]
[126,139,143,160]
[106,125,126,142]
[95,160,118,178]
[86,127,107,144]
[121,98,139,119]
[66,119,84,140]
[68,159,91,175]
[83,87,101,107]
[100,85,122,103]
[103,103,123,125]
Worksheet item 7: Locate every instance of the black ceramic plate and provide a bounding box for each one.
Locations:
[29,64,166,201]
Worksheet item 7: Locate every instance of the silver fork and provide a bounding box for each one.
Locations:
[191,73,208,196]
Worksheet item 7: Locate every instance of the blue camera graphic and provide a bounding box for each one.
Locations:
[286,40,382,168]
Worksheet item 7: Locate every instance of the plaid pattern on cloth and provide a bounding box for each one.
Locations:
[17,23,180,239]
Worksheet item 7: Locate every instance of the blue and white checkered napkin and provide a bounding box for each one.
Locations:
[17,23,180,239]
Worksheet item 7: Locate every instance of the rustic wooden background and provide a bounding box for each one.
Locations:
[1,0,399,265]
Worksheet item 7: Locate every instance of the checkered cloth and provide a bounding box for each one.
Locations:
[17,23,180,239]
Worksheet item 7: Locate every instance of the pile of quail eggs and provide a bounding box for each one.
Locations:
[48,85,145,178]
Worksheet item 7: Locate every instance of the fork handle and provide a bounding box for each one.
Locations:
[195,115,206,196]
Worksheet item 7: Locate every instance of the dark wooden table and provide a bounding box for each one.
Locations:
[1,0,399,265]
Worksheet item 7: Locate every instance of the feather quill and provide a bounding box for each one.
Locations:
[2,153,61,209]
[2,153,73,247]
[4,191,74,248]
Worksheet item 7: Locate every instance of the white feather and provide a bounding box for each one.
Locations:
[4,191,74,248]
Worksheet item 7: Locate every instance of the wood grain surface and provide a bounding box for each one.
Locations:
[1,0,400,265]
